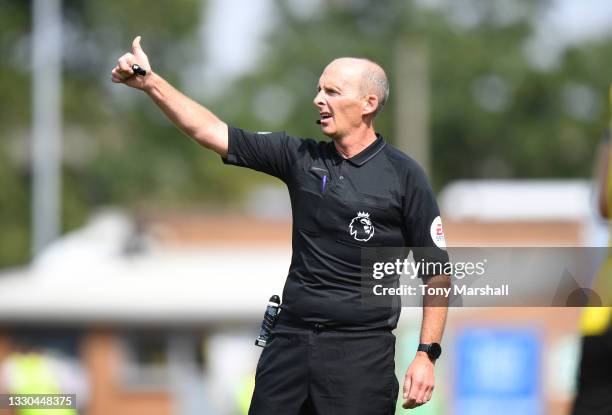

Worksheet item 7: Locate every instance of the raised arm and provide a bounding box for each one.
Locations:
[111,36,228,157]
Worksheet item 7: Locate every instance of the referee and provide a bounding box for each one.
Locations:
[112,36,450,414]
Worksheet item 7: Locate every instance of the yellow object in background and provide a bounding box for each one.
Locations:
[237,373,255,415]
[580,85,612,337]
[580,307,612,336]
[6,353,76,415]
[580,248,612,336]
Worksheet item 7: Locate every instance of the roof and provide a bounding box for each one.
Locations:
[0,247,291,325]
[0,211,291,325]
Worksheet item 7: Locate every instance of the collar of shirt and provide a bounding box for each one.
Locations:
[329,134,387,166]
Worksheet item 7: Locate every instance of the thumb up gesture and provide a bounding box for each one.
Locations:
[111,36,152,89]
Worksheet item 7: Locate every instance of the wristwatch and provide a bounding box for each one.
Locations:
[417,343,442,361]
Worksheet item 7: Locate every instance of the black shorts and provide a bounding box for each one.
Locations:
[249,320,399,415]
[572,330,612,415]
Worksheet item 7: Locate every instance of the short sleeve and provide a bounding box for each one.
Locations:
[221,125,303,182]
[403,165,449,276]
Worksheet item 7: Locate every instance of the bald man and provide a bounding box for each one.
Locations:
[112,37,449,414]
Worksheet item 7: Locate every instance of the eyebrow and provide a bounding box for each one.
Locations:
[317,83,341,92]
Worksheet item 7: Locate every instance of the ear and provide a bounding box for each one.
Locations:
[362,94,379,117]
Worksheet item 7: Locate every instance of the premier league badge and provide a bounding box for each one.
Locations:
[349,211,375,242]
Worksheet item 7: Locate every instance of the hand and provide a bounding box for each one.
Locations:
[111,36,152,90]
[402,353,435,409]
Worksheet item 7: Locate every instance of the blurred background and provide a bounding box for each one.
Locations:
[1,0,612,413]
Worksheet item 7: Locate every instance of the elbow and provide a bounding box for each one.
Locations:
[190,121,226,148]
[429,273,451,288]
[190,121,228,157]
[441,274,452,289]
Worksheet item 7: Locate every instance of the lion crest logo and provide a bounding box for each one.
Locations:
[349,211,375,242]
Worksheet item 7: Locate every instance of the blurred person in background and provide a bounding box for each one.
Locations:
[0,339,89,415]
[112,36,449,414]
[571,123,612,415]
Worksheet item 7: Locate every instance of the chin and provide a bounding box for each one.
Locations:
[321,127,336,138]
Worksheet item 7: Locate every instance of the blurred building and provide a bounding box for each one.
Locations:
[0,180,603,415]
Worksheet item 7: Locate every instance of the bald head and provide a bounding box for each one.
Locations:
[327,57,389,117]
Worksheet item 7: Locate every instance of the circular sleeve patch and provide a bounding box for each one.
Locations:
[430,216,447,250]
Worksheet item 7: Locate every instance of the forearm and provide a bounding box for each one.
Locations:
[402,274,449,409]
[143,72,228,156]
[418,274,450,351]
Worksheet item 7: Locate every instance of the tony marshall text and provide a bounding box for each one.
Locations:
[373,284,509,297]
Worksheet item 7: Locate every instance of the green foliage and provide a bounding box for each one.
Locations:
[0,0,203,267]
[0,149,30,265]
[222,0,605,190]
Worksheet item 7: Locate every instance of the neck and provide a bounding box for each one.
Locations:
[332,124,377,159]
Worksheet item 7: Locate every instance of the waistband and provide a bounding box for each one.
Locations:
[276,311,392,333]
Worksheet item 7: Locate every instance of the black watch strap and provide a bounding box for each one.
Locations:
[418,343,442,360]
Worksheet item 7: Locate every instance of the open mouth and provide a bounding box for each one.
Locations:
[320,112,332,121]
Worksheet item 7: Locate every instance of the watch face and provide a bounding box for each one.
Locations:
[428,343,442,360]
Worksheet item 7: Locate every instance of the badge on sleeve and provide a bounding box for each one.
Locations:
[430,216,446,249]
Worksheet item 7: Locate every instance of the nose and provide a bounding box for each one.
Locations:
[313,89,324,108]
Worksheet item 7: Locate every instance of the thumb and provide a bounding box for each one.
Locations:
[132,36,143,55]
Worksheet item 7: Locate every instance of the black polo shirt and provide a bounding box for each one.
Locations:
[222,126,447,330]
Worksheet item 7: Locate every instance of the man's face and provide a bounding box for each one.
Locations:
[313,61,365,139]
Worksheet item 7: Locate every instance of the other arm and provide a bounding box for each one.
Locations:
[402,274,450,409]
